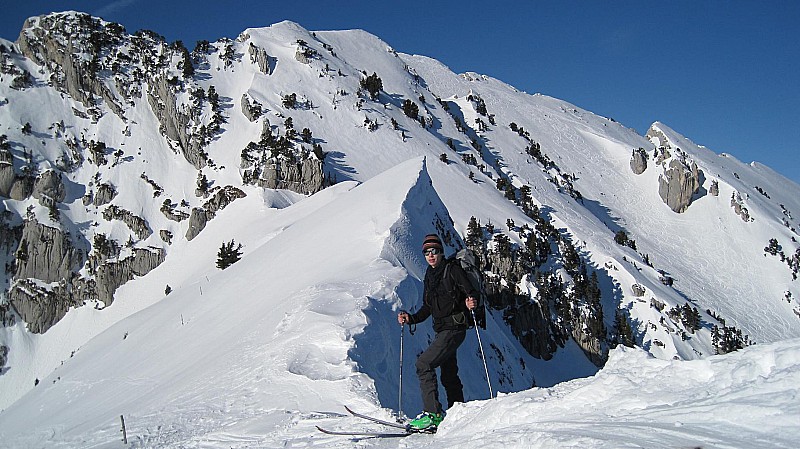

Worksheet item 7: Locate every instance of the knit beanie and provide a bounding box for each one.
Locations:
[422,234,443,252]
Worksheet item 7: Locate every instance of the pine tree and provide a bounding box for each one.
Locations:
[493,233,512,258]
[196,173,209,195]
[176,41,194,78]
[216,239,243,270]
[504,183,516,201]
[712,325,750,354]
[614,309,635,348]
[300,128,313,143]
[466,216,482,248]
[360,72,382,100]
[402,99,419,120]
[282,93,298,109]
[681,304,702,333]
[561,240,581,274]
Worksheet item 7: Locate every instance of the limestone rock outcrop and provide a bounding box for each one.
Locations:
[17,13,127,119]
[14,220,83,283]
[241,93,263,122]
[8,220,85,333]
[9,246,164,333]
[160,202,189,222]
[186,186,246,240]
[9,278,82,334]
[32,170,66,206]
[630,148,648,175]
[0,148,14,196]
[88,182,117,207]
[248,43,275,75]
[658,158,702,213]
[731,191,751,222]
[5,174,34,201]
[147,75,208,170]
[102,205,152,240]
[647,125,704,213]
[258,157,325,195]
[709,180,720,197]
[95,248,165,305]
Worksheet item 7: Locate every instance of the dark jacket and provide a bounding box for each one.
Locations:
[410,258,479,332]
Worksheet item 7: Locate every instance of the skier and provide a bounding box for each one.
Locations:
[398,234,479,431]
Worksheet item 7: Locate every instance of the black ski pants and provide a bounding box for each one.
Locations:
[416,328,466,414]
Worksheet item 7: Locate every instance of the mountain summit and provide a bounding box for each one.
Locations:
[0,12,798,447]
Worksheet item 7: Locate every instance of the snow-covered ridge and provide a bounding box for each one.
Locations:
[0,157,538,445]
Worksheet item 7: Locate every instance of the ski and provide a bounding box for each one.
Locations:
[316,426,411,438]
[344,405,409,430]
[343,406,437,434]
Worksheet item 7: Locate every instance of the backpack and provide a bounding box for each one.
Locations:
[445,248,487,329]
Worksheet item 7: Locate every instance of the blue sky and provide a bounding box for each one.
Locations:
[2,1,798,184]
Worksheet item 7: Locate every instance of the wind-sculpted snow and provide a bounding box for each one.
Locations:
[423,338,800,449]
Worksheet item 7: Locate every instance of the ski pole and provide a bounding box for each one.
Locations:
[471,309,494,399]
[398,321,404,419]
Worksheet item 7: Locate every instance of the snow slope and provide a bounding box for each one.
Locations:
[1,157,797,448]
[425,339,800,449]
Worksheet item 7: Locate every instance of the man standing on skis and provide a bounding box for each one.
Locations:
[398,234,479,431]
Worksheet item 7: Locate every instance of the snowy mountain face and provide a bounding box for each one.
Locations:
[0,12,799,447]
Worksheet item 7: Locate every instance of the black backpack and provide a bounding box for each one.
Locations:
[444,248,487,329]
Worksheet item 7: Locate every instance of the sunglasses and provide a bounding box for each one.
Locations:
[423,248,442,256]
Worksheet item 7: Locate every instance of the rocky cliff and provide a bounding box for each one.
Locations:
[658,158,703,213]
[186,186,247,241]
[647,126,704,213]
[6,218,166,333]
[0,13,333,335]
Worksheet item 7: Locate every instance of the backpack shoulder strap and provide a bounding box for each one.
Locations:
[443,256,462,294]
